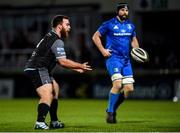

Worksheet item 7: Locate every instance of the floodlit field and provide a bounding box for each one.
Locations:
[0,99,180,132]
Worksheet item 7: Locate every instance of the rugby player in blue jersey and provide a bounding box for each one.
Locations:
[92,3,140,123]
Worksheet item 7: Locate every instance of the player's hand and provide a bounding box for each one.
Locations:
[82,62,92,71]
[102,49,112,58]
[74,69,85,73]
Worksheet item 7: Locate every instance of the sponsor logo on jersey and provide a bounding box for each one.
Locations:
[58,52,65,55]
[113,32,131,36]
[57,47,64,51]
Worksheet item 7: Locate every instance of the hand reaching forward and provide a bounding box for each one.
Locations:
[73,62,92,73]
[82,62,92,71]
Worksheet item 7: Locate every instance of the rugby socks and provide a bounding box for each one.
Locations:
[114,91,125,111]
[107,93,120,113]
[37,103,50,122]
[50,99,58,121]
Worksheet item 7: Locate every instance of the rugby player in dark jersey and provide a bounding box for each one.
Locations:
[24,15,92,130]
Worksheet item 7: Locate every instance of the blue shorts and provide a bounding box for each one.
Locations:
[106,56,134,84]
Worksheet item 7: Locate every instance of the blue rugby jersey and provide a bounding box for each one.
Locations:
[98,17,136,59]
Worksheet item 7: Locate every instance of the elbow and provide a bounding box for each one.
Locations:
[58,59,67,67]
[92,34,96,42]
[92,33,98,43]
[92,31,101,43]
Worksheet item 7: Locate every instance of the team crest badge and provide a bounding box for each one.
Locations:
[127,24,132,30]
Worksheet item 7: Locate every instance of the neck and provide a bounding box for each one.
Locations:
[116,16,125,22]
[52,28,61,38]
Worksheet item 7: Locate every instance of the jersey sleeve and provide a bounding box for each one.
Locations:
[131,24,136,38]
[132,29,136,38]
[98,21,109,36]
[51,39,66,59]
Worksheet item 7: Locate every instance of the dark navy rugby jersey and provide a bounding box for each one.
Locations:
[98,17,136,58]
[25,30,66,72]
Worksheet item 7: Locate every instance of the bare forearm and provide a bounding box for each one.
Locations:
[131,37,139,48]
[58,58,83,69]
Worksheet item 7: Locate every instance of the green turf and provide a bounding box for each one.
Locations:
[0,99,180,132]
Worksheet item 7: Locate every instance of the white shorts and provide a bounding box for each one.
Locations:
[111,73,134,84]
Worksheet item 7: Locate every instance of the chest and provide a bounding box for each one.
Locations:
[109,23,133,37]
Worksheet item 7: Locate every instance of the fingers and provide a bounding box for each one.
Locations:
[76,69,84,73]
[107,49,112,56]
[107,49,112,52]
[84,65,92,70]
[103,49,112,57]
[83,62,88,65]
[82,62,92,71]
[84,67,92,70]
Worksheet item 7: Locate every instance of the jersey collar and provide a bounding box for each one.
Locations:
[116,16,128,24]
[51,29,60,38]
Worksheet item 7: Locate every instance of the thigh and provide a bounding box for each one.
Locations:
[122,61,133,77]
[25,68,53,89]
[106,57,123,81]
[122,61,135,84]
[36,83,53,97]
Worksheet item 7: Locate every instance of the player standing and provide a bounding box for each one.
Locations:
[92,3,140,123]
[24,15,92,129]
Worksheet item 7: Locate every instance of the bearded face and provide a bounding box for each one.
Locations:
[118,14,128,21]
[61,27,69,39]
[60,19,71,39]
[118,8,129,21]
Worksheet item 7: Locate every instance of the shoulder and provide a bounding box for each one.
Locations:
[45,30,60,40]
[103,17,117,24]
[51,39,65,51]
[53,39,64,46]
[126,20,136,28]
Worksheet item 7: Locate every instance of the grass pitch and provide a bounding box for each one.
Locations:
[0,99,180,132]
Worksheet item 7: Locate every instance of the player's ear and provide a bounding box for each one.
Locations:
[57,24,62,30]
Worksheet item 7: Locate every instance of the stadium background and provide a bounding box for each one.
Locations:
[0,0,180,132]
[0,0,180,100]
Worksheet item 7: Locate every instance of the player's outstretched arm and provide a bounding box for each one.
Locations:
[72,62,92,73]
[58,58,92,72]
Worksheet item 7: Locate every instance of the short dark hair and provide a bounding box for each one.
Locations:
[116,3,129,11]
[51,15,69,28]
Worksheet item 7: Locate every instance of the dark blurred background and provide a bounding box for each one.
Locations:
[0,0,180,100]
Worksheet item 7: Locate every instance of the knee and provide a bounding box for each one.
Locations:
[41,89,53,102]
[37,84,53,104]
[113,83,122,90]
[123,85,134,98]
[111,83,123,93]
[125,85,134,92]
